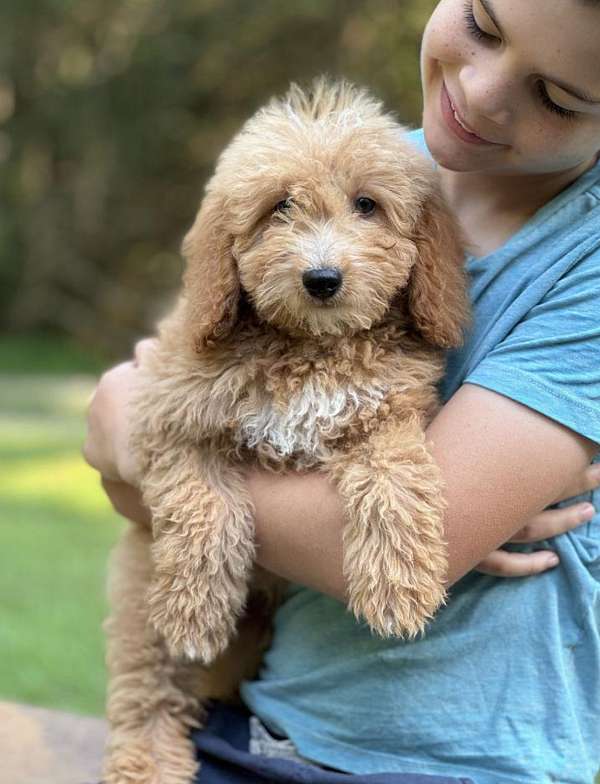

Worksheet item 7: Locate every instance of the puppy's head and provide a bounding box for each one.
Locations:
[183,80,468,350]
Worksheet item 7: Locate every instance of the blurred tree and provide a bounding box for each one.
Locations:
[0,0,436,358]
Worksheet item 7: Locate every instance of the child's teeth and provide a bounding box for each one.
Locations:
[453,108,470,132]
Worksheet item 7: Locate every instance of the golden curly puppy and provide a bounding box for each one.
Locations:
[103,80,469,783]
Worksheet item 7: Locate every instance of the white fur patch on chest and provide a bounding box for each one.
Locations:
[233,379,386,458]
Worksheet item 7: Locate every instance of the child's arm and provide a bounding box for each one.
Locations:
[246,382,598,597]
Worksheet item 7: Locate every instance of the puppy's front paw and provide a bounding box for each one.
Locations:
[168,613,234,665]
[349,578,446,640]
[148,579,236,664]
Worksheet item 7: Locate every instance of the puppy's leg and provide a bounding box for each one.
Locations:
[144,446,255,664]
[104,522,201,784]
[328,415,448,639]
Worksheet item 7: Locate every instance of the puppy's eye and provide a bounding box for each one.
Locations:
[273,198,292,213]
[355,196,376,215]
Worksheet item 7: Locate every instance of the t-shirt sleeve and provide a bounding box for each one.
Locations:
[465,250,600,446]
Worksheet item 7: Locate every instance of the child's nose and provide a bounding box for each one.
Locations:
[459,62,514,129]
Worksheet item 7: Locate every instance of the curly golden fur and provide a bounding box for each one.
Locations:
[103,79,470,783]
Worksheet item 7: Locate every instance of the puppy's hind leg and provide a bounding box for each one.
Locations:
[104,522,201,784]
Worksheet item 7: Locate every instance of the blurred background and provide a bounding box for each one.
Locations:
[0,0,436,717]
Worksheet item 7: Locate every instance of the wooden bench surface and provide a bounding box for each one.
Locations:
[0,701,107,784]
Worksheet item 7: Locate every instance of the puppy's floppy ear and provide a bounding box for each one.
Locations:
[408,188,470,348]
[182,190,240,351]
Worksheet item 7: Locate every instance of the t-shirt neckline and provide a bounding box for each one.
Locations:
[465,155,600,265]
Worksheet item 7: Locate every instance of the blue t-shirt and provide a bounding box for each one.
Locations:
[241,129,600,784]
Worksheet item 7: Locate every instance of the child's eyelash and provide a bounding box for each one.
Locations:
[463,2,497,42]
[536,82,577,121]
[462,1,578,121]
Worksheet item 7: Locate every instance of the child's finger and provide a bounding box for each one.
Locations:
[475,549,559,577]
[509,503,595,543]
[133,337,158,367]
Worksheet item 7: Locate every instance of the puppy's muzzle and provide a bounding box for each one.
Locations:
[302,268,342,300]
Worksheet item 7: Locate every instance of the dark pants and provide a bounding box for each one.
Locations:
[191,703,474,784]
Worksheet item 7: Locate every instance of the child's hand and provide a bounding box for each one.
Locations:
[83,339,156,524]
[475,464,599,577]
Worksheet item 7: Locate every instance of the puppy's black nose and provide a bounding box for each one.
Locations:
[302,268,342,300]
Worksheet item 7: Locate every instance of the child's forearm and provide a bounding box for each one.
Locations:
[248,385,597,600]
[248,466,466,598]
[247,469,347,601]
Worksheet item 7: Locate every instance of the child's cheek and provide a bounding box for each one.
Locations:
[514,123,593,174]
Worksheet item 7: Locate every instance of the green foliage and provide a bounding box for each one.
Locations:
[0,333,108,374]
[0,0,435,359]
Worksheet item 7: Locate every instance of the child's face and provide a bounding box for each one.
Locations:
[421,0,600,175]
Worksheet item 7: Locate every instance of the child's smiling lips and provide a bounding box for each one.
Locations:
[441,79,506,146]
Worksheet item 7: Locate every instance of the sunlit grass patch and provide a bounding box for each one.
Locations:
[1,497,121,714]
[0,452,111,518]
[0,371,122,715]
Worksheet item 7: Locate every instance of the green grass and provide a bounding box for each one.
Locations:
[0,337,123,716]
